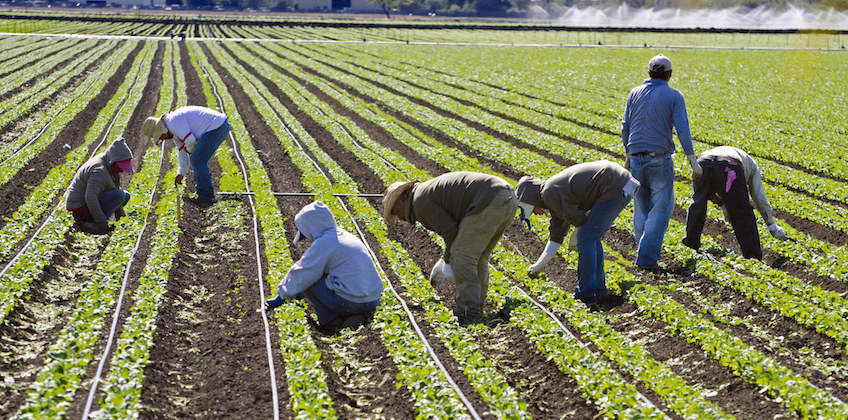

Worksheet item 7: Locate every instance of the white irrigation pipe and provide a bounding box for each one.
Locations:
[337,196,483,420]
[197,58,281,420]
[80,140,165,419]
[0,40,119,168]
[218,191,383,198]
[508,242,666,415]
[228,59,483,419]
[0,41,143,279]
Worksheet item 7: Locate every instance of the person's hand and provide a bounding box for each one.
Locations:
[768,223,787,240]
[687,154,703,180]
[265,295,284,311]
[568,228,580,251]
[430,259,446,287]
[624,155,631,170]
[528,241,561,278]
[174,174,184,186]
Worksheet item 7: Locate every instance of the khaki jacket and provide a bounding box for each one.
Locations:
[540,160,631,243]
[404,172,512,262]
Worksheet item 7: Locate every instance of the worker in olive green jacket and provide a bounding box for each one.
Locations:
[383,172,518,324]
[517,160,639,307]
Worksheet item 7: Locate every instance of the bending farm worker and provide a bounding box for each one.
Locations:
[264,202,383,334]
[66,137,134,235]
[621,54,701,271]
[517,160,639,307]
[682,146,786,260]
[143,106,230,208]
[382,172,518,325]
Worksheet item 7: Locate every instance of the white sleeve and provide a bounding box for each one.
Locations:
[177,147,190,175]
[184,133,198,154]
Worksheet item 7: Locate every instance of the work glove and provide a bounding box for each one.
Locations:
[265,295,284,311]
[624,155,630,170]
[529,241,561,278]
[429,259,454,287]
[568,228,580,251]
[686,154,703,180]
[768,222,787,240]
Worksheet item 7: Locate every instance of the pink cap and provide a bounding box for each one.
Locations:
[115,158,135,174]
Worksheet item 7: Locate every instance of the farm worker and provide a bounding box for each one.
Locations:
[142,106,230,208]
[682,146,786,260]
[264,201,383,333]
[65,137,134,235]
[382,172,518,325]
[516,160,639,307]
[621,54,702,271]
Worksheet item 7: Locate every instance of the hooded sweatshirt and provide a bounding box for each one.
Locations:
[66,137,133,228]
[277,201,383,303]
[699,146,775,226]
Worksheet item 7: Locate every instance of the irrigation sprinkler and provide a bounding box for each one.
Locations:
[218,191,384,198]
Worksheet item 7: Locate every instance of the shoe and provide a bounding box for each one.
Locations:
[315,317,345,335]
[187,196,217,208]
[341,314,369,330]
[636,263,664,273]
[596,293,625,310]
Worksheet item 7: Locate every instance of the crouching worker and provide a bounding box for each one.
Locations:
[682,146,786,260]
[382,172,518,325]
[517,160,639,307]
[264,201,383,334]
[66,137,134,235]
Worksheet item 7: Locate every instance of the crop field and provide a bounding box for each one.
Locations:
[1,14,847,419]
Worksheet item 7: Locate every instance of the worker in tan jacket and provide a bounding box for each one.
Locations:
[682,146,786,260]
[517,160,639,307]
[66,137,134,235]
[382,172,518,324]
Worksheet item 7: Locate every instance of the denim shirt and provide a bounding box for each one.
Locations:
[621,78,695,156]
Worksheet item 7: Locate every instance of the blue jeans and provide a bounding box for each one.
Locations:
[100,189,131,220]
[190,120,230,200]
[574,192,631,304]
[630,154,674,267]
[304,275,380,326]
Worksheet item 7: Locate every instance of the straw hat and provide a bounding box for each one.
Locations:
[382,181,416,224]
[142,116,167,142]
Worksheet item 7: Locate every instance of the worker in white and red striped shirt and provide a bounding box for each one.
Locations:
[143,106,230,207]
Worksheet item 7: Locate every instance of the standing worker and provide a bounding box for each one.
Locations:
[621,54,702,271]
[142,106,230,208]
[382,172,518,325]
[265,201,383,333]
[682,146,786,260]
[66,137,134,235]
[517,160,639,307]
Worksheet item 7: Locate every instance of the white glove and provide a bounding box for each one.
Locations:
[183,133,198,154]
[430,259,448,286]
[529,241,561,277]
[687,154,703,180]
[568,228,580,251]
[768,222,786,240]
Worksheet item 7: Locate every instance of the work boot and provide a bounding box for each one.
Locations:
[341,314,369,330]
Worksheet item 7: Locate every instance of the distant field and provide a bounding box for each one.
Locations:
[1,13,847,419]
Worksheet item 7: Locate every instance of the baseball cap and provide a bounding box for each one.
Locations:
[648,54,672,72]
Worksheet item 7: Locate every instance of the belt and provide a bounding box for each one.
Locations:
[630,151,662,158]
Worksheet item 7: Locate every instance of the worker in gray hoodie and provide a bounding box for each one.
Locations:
[517,160,639,307]
[382,172,518,325]
[66,137,134,235]
[265,201,383,333]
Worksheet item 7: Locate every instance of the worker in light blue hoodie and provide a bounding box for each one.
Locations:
[265,201,383,333]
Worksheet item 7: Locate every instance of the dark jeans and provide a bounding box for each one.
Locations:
[304,275,380,326]
[683,158,762,260]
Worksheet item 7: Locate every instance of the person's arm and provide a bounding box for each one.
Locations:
[84,171,109,229]
[672,93,695,155]
[176,138,190,181]
[277,244,330,299]
[621,94,632,152]
[417,202,459,262]
[745,164,785,239]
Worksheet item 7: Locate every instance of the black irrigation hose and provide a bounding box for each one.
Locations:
[227,57,484,419]
[196,56,281,420]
